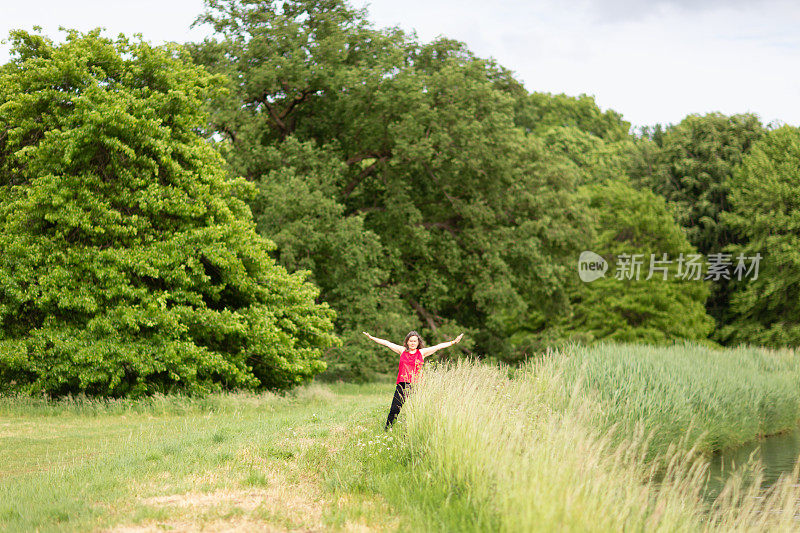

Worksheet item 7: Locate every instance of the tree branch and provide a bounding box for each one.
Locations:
[261,98,287,132]
[256,87,315,137]
[278,87,315,121]
[417,219,460,238]
[219,124,237,144]
[423,163,460,208]
[341,151,391,197]
[409,298,443,332]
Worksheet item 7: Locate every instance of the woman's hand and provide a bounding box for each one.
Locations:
[454,333,464,344]
[362,331,373,340]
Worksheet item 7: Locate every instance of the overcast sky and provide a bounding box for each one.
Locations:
[2,0,798,130]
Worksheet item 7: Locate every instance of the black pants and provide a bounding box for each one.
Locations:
[385,382,412,429]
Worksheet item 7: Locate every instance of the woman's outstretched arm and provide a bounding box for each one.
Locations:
[363,332,404,355]
[420,333,464,359]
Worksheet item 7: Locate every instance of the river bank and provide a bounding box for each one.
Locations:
[335,343,800,531]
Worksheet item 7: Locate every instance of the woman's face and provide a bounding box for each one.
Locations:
[407,336,419,350]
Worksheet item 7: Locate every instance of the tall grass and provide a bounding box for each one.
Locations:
[553,341,800,457]
[331,352,800,532]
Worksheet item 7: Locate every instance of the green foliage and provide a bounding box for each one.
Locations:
[190,0,594,365]
[567,179,714,344]
[719,126,800,347]
[248,137,414,380]
[0,28,338,397]
[499,178,714,352]
[515,92,631,141]
[629,112,764,256]
[536,125,639,187]
[494,92,714,353]
[627,113,765,335]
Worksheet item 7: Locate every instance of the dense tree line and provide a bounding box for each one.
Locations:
[0,0,797,395]
[186,0,726,376]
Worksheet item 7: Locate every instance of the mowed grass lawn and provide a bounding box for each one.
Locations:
[0,381,400,532]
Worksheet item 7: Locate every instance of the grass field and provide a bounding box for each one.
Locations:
[0,382,400,532]
[3,341,800,531]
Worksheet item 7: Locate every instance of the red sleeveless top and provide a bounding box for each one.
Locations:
[396,349,424,384]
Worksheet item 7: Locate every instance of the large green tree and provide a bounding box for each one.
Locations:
[189,0,416,378]
[0,29,338,396]
[565,179,715,345]
[627,113,764,335]
[247,137,413,380]
[190,0,594,364]
[629,112,763,255]
[497,119,715,351]
[719,126,800,347]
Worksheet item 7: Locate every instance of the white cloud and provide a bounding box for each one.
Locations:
[357,0,800,128]
[2,0,798,129]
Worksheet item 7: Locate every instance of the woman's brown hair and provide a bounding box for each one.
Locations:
[403,331,426,350]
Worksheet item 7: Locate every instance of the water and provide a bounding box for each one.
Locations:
[704,425,800,501]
